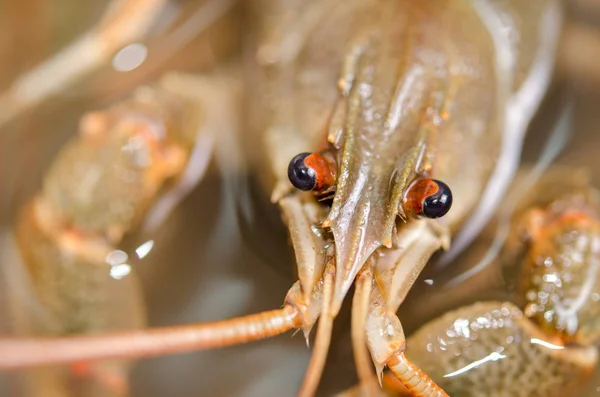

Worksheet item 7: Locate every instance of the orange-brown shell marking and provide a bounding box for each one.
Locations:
[304,153,336,191]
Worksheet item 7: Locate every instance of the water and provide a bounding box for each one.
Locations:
[1,1,600,396]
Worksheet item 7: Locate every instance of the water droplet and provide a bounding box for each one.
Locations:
[136,240,154,259]
[110,263,131,280]
[543,273,559,284]
[112,43,148,72]
[106,250,128,266]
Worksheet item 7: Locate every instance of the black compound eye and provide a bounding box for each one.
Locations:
[422,180,453,219]
[288,152,317,191]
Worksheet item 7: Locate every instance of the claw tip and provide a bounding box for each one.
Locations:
[375,364,385,387]
[303,328,312,348]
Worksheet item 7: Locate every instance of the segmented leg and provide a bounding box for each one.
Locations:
[334,372,413,396]
[298,263,335,397]
[380,372,412,395]
[351,267,379,394]
[365,284,448,396]
[0,307,299,369]
[386,353,448,397]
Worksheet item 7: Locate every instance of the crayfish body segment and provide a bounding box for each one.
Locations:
[260,0,560,393]
[5,74,215,396]
[365,168,600,397]
[0,0,563,396]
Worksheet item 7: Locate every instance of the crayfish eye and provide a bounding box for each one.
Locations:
[403,179,453,219]
[288,152,338,194]
[288,152,317,191]
[422,180,452,218]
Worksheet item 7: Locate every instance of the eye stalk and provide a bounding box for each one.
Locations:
[402,179,453,219]
[288,152,337,195]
